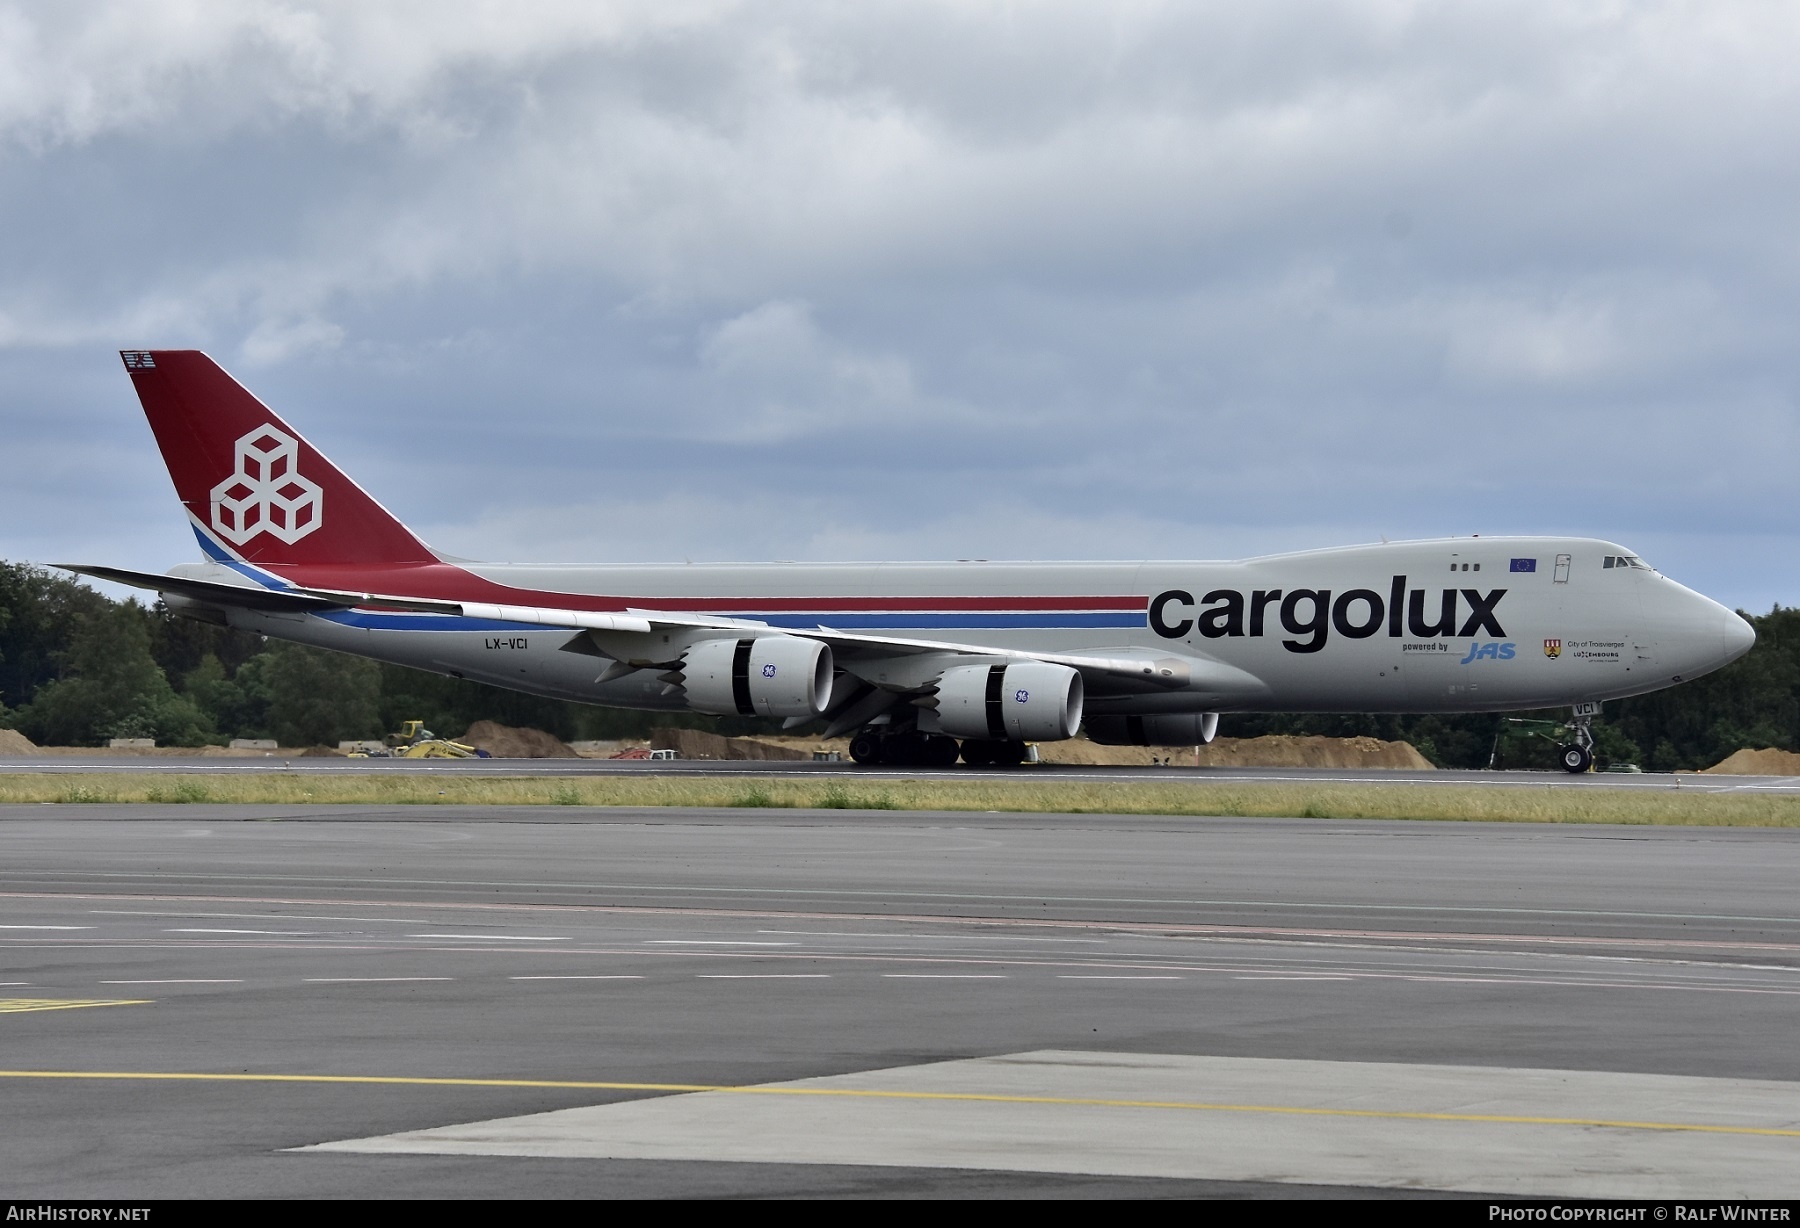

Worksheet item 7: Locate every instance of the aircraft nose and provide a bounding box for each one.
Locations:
[1653,581,1755,682]
[1721,606,1756,664]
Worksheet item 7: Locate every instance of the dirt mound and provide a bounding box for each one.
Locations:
[1199,735,1433,769]
[1039,734,1433,769]
[1703,747,1800,776]
[0,728,38,755]
[460,721,580,759]
[299,745,347,757]
[650,728,811,761]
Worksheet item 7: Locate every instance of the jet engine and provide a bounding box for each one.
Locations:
[1085,712,1219,747]
[933,661,1084,742]
[674,635,833,719]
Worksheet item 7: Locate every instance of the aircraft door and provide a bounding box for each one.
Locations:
[1399,645,1458,709]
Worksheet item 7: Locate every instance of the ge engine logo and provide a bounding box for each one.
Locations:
[1014,689,1030,703]
[209,426,323,545]
[761,664,777,678]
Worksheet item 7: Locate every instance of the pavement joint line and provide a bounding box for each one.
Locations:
[2,1069,1800,1138]
[9,889,1800,953]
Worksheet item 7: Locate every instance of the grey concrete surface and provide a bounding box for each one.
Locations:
[1,808,1797,1198]
[311,1050,1800,1199]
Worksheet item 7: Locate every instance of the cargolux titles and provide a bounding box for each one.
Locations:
[1149,578,1507,654]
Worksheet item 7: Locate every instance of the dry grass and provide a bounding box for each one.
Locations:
[1,772,1796,826]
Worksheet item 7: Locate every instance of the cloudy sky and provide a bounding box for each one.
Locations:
[1,1,1794,612]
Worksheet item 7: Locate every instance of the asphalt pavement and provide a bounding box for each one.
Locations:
[1,806,1797,1198]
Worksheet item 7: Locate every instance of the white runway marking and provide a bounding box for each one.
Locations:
[1057,975,1182,981]
[644,940,797,947]
[757,930,1107,944]
[882,974,1007,979]
[407,934,570,941]
[100,979,242,985]
[0,925,92,930]
[509,975,644,981]
[93,910,440,924]
[304,1050,1800,1198]
[303,977,455,983]
[168,928,313,935]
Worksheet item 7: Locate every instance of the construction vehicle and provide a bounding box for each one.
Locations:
[1487,717,1637,773]
[347,720,491,758]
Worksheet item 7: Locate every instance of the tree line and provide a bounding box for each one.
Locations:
[1,561,1793,769]
[0,562,739,749]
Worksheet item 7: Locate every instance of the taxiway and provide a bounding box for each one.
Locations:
[1,805,1797,1198]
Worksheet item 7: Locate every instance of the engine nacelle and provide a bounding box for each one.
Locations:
[934,661,1084,742]
[1085,712,1219,747]
[679,635,833,719]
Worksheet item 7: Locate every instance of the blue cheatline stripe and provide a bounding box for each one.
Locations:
[190,524,292,591]
[745,613,1146,630]
[320,610,1147,633]
[319,611,531,632]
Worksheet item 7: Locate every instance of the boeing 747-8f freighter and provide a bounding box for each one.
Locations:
[66,351,1755,771]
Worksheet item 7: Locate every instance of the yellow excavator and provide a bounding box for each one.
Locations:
[348,721,491,758]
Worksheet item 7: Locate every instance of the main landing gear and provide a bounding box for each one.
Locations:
[846,730,1027,767]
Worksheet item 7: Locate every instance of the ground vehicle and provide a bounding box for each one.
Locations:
[347,721,490,759]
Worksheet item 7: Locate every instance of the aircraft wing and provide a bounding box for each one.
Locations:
[60,566,1262,701]
[58,566,741,636]
[593,615,1265,700]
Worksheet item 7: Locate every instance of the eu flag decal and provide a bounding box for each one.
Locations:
[1510,558,1537,573]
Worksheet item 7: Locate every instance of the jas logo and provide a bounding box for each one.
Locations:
[1460,642,1515,664]
[1544,639,1562,659]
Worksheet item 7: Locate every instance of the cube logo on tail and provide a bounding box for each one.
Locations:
[209,426,323,545]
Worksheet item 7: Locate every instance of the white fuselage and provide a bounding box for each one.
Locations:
[200,536,1753,718]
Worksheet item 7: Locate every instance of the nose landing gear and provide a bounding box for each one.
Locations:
[1488,702,1604,774]
[1558,742,1593,774]
[1558,706,1598,774]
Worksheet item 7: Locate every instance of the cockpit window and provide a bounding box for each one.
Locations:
[1602,555,1654,571]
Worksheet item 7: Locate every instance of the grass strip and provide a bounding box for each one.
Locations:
[1,772,1796,826]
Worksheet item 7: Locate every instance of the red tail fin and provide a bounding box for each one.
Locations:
[122,350,436,567]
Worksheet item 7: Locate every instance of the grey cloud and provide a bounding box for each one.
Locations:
[0,1,1794,615]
